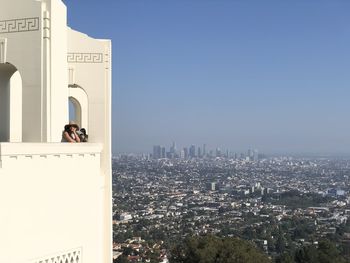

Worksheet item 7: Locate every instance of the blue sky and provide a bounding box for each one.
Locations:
[64,0,350,155]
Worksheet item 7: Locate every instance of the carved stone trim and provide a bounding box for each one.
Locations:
[43,12,50,40]
[68,66,75,85]
[0,38,7,63]
[67,53,103,63]
[31,247,82,263]
[0,17,40,34]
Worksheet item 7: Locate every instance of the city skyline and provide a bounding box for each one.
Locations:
[151,141,259,159]
[63,0,350,155]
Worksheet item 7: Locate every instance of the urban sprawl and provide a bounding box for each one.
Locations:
[113,144,350,262]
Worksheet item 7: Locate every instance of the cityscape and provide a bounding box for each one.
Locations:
[110,0,350,262]
[2,0,350,263]
[152,142,259,161]
[112,144,350,262]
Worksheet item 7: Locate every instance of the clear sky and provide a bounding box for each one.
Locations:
[63,0,350,155]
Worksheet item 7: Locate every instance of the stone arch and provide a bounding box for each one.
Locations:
[0,62,22,142]
[68,84,88,132]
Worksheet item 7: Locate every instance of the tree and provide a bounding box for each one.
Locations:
[317,240,345,263]
[294,245,318,263]
[294,240,347,263]
[276,252,294,263]
[275,234,286,254]
[122,246,134,257]
[114,255,128,263]
[169,235,270,263]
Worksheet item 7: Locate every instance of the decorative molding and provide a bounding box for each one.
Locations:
[104,46,110,69]
[67,53,103,63]
[0,38,7,63]
[68,66,75,84]
[104,53,110,70]
[0,17,39,34]
[43,12,50,40]
[31,247,82,263]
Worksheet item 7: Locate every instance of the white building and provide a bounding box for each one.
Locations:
[119,213,132,221]
[0,0,112,262]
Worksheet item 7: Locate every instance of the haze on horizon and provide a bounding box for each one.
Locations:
[64,0,350,155]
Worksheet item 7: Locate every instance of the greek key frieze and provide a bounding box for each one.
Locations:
[67,53,103,63]
[0,17,39,34]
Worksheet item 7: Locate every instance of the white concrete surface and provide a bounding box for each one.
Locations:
[0,0,113,262]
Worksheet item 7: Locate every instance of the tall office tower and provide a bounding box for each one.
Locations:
[203,144,207,157]
[197,147,202,158]
[226,149,229,158]
[209,150,214,157]
[216,147,221,157]
[0,1,112,262]
[253,149,259,161]
[180,149,185,159]
[153,145,161,159]
[206,182,216,191]
[189,145,196,158]
[248,149,253,160]
[183,147,189,159]
[170,141,177,155]
[161,146,166,158]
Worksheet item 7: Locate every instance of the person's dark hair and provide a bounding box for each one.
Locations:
[64,124,70,132]
[80,128,87,135]
[79,128,88,142]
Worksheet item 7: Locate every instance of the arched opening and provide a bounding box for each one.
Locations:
[68,84,89,132]
[0,63,22,142]
[69,96,82,128]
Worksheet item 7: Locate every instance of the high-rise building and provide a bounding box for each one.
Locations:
[197,147,202,158]
[180,149,185,159]
[253,149,259,161]
[161,146,166,158]
[183,147,189,159]
[153,145,161,159]
[248,149,252,159]
[170,141,177,155]
[203,144,207,157]
[207,182,216,191]
[209,150,214,157]
[216,147,221,157]
[189,145,196,158]
[0,1,112,261]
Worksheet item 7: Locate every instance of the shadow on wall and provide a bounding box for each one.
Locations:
[0,62,22,142]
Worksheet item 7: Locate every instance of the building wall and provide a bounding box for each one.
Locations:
[0,143,104,263]
[0,1,112,262]
[0,0,70,143]
[0,0,43,142]
[0,63,22,142]
[8,71,22,142]
[43,0,69,142]
[67,29,112,161]
[0,66,11,141]
[67,29,112,263]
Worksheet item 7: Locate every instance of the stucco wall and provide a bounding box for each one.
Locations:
[67,29,112,263]
[0,143,104,263]
[0,1,113,262]
[46,0,69,143]
[0,0,43,142]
